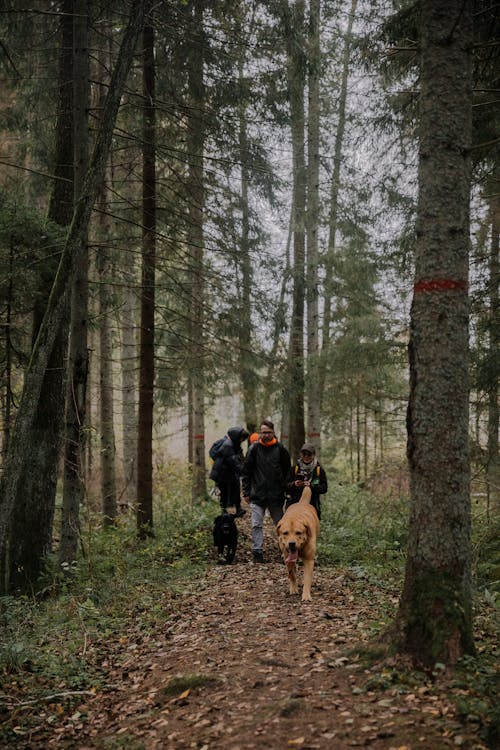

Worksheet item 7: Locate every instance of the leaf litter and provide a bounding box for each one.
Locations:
[0,514,493,750]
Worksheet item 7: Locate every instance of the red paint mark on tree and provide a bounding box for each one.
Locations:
[414,279,467,293]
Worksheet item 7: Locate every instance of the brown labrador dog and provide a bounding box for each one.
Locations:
[276,486,319,601]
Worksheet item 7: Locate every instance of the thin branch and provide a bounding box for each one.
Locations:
[0,690,96,708]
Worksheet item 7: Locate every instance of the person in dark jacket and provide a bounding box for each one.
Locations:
[285,442,327,519]
[211,427,249,517]
[241,419,291,562]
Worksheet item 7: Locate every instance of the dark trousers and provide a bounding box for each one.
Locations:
[218,477,242,511]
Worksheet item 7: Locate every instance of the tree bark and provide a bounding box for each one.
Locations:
[97,163,117,526]
[306,0,321,455]
[2,240,14,458]
[285,0,306,461]
[137,1,156,536]
[120,270,138,509]
[0,3,145,593]
[237,58,258,433]
[263,208,292,425]
[187,0,207,501]
[10,0,74,587]
[395,0,474,666]
[486,190,500,512]
[60,0,90,566]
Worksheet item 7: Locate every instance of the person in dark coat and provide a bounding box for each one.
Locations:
[211,427,249,517]
[241,419,291,562]
[285,442,328,519]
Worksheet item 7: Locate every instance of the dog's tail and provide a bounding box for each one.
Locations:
[299,486,312,504]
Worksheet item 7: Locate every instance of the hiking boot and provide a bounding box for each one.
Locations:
[252,550,264,563]
[235,508,247,518]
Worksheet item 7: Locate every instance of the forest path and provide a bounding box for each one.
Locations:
[41,515,486,750]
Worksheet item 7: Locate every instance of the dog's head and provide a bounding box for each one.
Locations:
[276,517,309,563]
[214,512,237,537]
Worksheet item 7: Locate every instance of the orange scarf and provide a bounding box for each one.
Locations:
[259,437,277,447]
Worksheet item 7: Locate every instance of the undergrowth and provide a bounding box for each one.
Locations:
[0,477,498,746]
[318,482,408,583]
[0,482,215,741]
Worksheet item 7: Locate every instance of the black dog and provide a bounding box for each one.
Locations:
[213,512,238,564]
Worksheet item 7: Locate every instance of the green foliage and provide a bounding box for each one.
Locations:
[318,483,408,581]
[452,653,500,748]
[0,490,214,690]
[472,521,500,595]
[0,193,65,375]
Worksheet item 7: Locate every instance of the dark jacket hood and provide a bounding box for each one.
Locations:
[227,426,249,444]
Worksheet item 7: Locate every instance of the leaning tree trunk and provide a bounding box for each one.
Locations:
[0,4,145,593]
[7,0,75,588]
[305,0,321,455]
[395,0,474,666]
[137,1,156,537]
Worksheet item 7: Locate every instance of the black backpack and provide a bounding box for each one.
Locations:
[209,437,225,460]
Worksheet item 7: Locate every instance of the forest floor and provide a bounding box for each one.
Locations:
[2,513,496,750]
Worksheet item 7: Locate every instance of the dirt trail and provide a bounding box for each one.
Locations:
[29,516,488,750]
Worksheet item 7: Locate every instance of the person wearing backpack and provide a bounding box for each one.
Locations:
[209,427,249,517]
[285,443,327,519]
[241,419,291,562]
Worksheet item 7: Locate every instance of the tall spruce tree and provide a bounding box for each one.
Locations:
[395,0,474,665]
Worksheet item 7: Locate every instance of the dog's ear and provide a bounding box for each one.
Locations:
[276,520,282,535]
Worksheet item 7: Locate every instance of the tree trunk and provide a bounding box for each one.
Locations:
[320,0,356,398]
[120,270,138,509]
[285,0,306,461]
[59,0,90,565]
[395,0,474,666]
[10,0,74,586]
[237,59,258,433]
[356,392,360,483]
[137,2,156,536]
[263,209,292,423]
[306,0,321,455]
[97,164,117,526]
[349,405,354,483]
[486,190,500,512]
[363,406,368,480]
[187,0,207,501]
[2,240,15,458]
[0,3,145,593]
